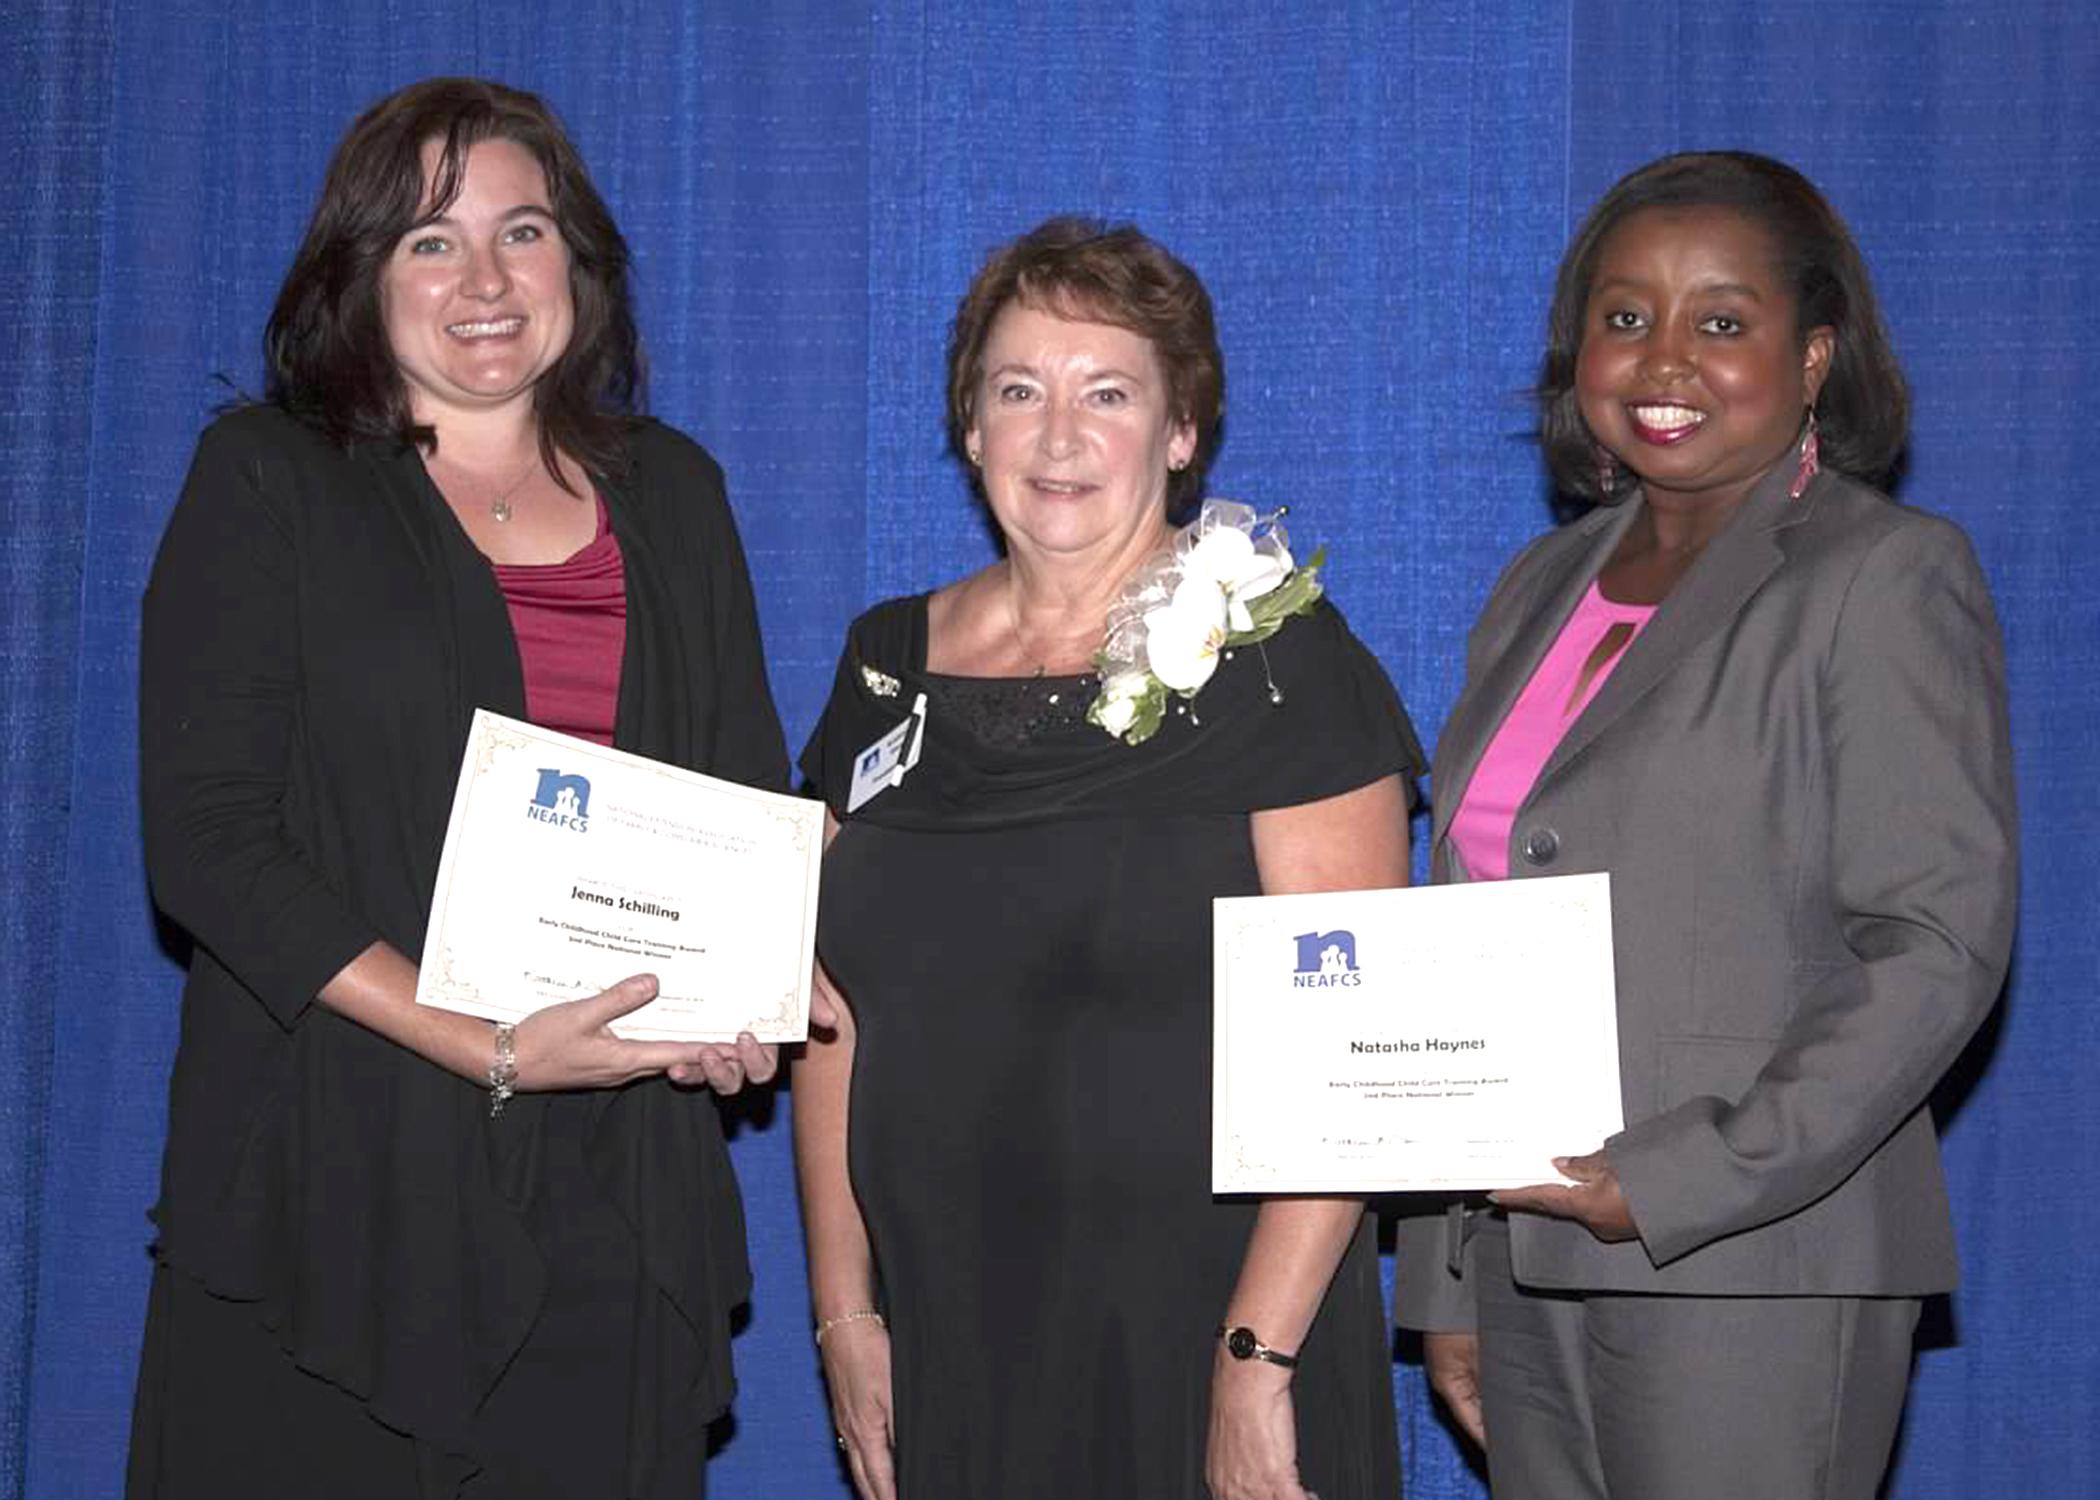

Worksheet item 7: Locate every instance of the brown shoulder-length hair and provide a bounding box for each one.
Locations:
[945,217,1223,513]
[1540,151,1909,502]
[264,77,640,479]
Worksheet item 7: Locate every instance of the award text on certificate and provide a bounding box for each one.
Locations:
[1213,874,1623,1192]
[416,710,823,1042]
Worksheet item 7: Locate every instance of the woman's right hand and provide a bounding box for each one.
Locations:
[509,973,724,1091]
[1423,1331,1486,1449]
[821,1318,897,1500]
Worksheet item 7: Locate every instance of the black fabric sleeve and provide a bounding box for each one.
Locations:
[1215,600,1427,813]
[797,596,923,816]
[139,417,381,1028]
[796,641,861,815]
[687,442,791,793]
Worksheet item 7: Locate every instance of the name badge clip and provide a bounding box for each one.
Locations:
[846,691,928,813]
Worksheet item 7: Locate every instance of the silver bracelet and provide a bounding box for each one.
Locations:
[813,1309,885,1347]
[488,1023,518,1117]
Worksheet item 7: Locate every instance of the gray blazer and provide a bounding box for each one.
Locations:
[1394,464,2017,1329]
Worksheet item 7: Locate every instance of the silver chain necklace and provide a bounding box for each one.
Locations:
[483,453,542,523]
[1004,571,1101,680]
[436,451,542,524]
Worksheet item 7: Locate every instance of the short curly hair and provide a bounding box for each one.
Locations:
[946,217,1224,512]
[1540,151,1908,502]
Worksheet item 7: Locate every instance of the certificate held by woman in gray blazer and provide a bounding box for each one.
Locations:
[1394,152,2018,1500]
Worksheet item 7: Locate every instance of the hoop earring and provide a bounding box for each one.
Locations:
[1788,409,1821,501]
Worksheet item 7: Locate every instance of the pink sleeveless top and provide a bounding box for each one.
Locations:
[1448,581,1655,881]
[491,499,627,745]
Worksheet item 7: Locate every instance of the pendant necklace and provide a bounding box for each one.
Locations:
[483,453,542,523]
[437,450,541,524]
[1004,574,1095,702]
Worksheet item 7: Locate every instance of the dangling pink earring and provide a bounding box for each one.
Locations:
[1788,410,1821,500]
[1595,446,1621,497]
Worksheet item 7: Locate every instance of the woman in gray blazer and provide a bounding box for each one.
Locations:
[1393,152,2017,1500]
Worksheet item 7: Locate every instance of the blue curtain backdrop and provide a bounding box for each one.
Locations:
[3,3,2092,1497]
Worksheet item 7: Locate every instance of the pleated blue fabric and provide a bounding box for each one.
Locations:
[2,5,2093,1498]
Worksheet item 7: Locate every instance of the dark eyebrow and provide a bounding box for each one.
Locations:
[409,203,554,230]
[985,362,1148,384]
[1589,276,1767,302]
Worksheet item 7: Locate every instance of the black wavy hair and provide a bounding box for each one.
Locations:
[1540,151,1908,501]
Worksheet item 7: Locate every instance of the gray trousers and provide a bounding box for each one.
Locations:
[1473,1216,1920,1500]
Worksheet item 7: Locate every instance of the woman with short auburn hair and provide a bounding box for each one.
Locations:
[796,216,1419,1500]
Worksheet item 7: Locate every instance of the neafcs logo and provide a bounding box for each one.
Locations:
[1291,930,1362,988]
[526,769,591,832]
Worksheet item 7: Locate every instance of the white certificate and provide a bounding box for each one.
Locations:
[1213,874,1622,1192]
[416,710,823,1042]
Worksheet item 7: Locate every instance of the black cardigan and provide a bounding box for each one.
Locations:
[139,404,788,1480]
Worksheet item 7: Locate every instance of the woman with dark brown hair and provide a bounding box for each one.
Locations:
[795,217,1418,1500]
[1394,151,2016,1500]
[129,77,791,1499]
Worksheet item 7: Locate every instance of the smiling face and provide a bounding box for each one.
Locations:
[967,302,1197,567]
[1576,206,1832,512]
[380,136,575,425]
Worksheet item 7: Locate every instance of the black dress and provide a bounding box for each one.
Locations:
[802,594,1422,1499]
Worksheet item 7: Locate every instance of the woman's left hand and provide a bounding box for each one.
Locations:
[1206,1357,1316,1500]
[1490,1150,1639,1243]
[669,1032,777,1094]
[677,983,840,1092]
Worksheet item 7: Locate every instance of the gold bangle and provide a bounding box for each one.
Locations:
[813,1309,885,1347]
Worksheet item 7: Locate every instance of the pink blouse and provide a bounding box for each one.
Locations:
[491,499,627,745]
[1448,581,1655,881]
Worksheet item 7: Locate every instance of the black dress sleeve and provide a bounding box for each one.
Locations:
[1227,598,1426,812]
[1137,597,1425,816]
[798,595,924,816]
[139,412,382,1027]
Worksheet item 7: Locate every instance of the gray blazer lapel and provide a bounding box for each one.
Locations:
[1536,466,1816,789]
[1431,500,1638,855]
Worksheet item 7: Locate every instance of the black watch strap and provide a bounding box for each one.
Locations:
[1217,1323,1300,1369]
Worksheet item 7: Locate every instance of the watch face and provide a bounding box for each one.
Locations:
[1226,1327,1259,1360]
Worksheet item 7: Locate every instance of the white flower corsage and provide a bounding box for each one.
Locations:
[1087,499,1325,746]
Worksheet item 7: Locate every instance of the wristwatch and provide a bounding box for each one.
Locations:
[1217,1324,1300,1369]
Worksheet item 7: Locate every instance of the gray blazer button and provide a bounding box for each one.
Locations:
[1521,827,1560,866]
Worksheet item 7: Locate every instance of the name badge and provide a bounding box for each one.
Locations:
[846,692,928,813]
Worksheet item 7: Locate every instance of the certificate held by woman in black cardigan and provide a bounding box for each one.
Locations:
[417,709,824,1041]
